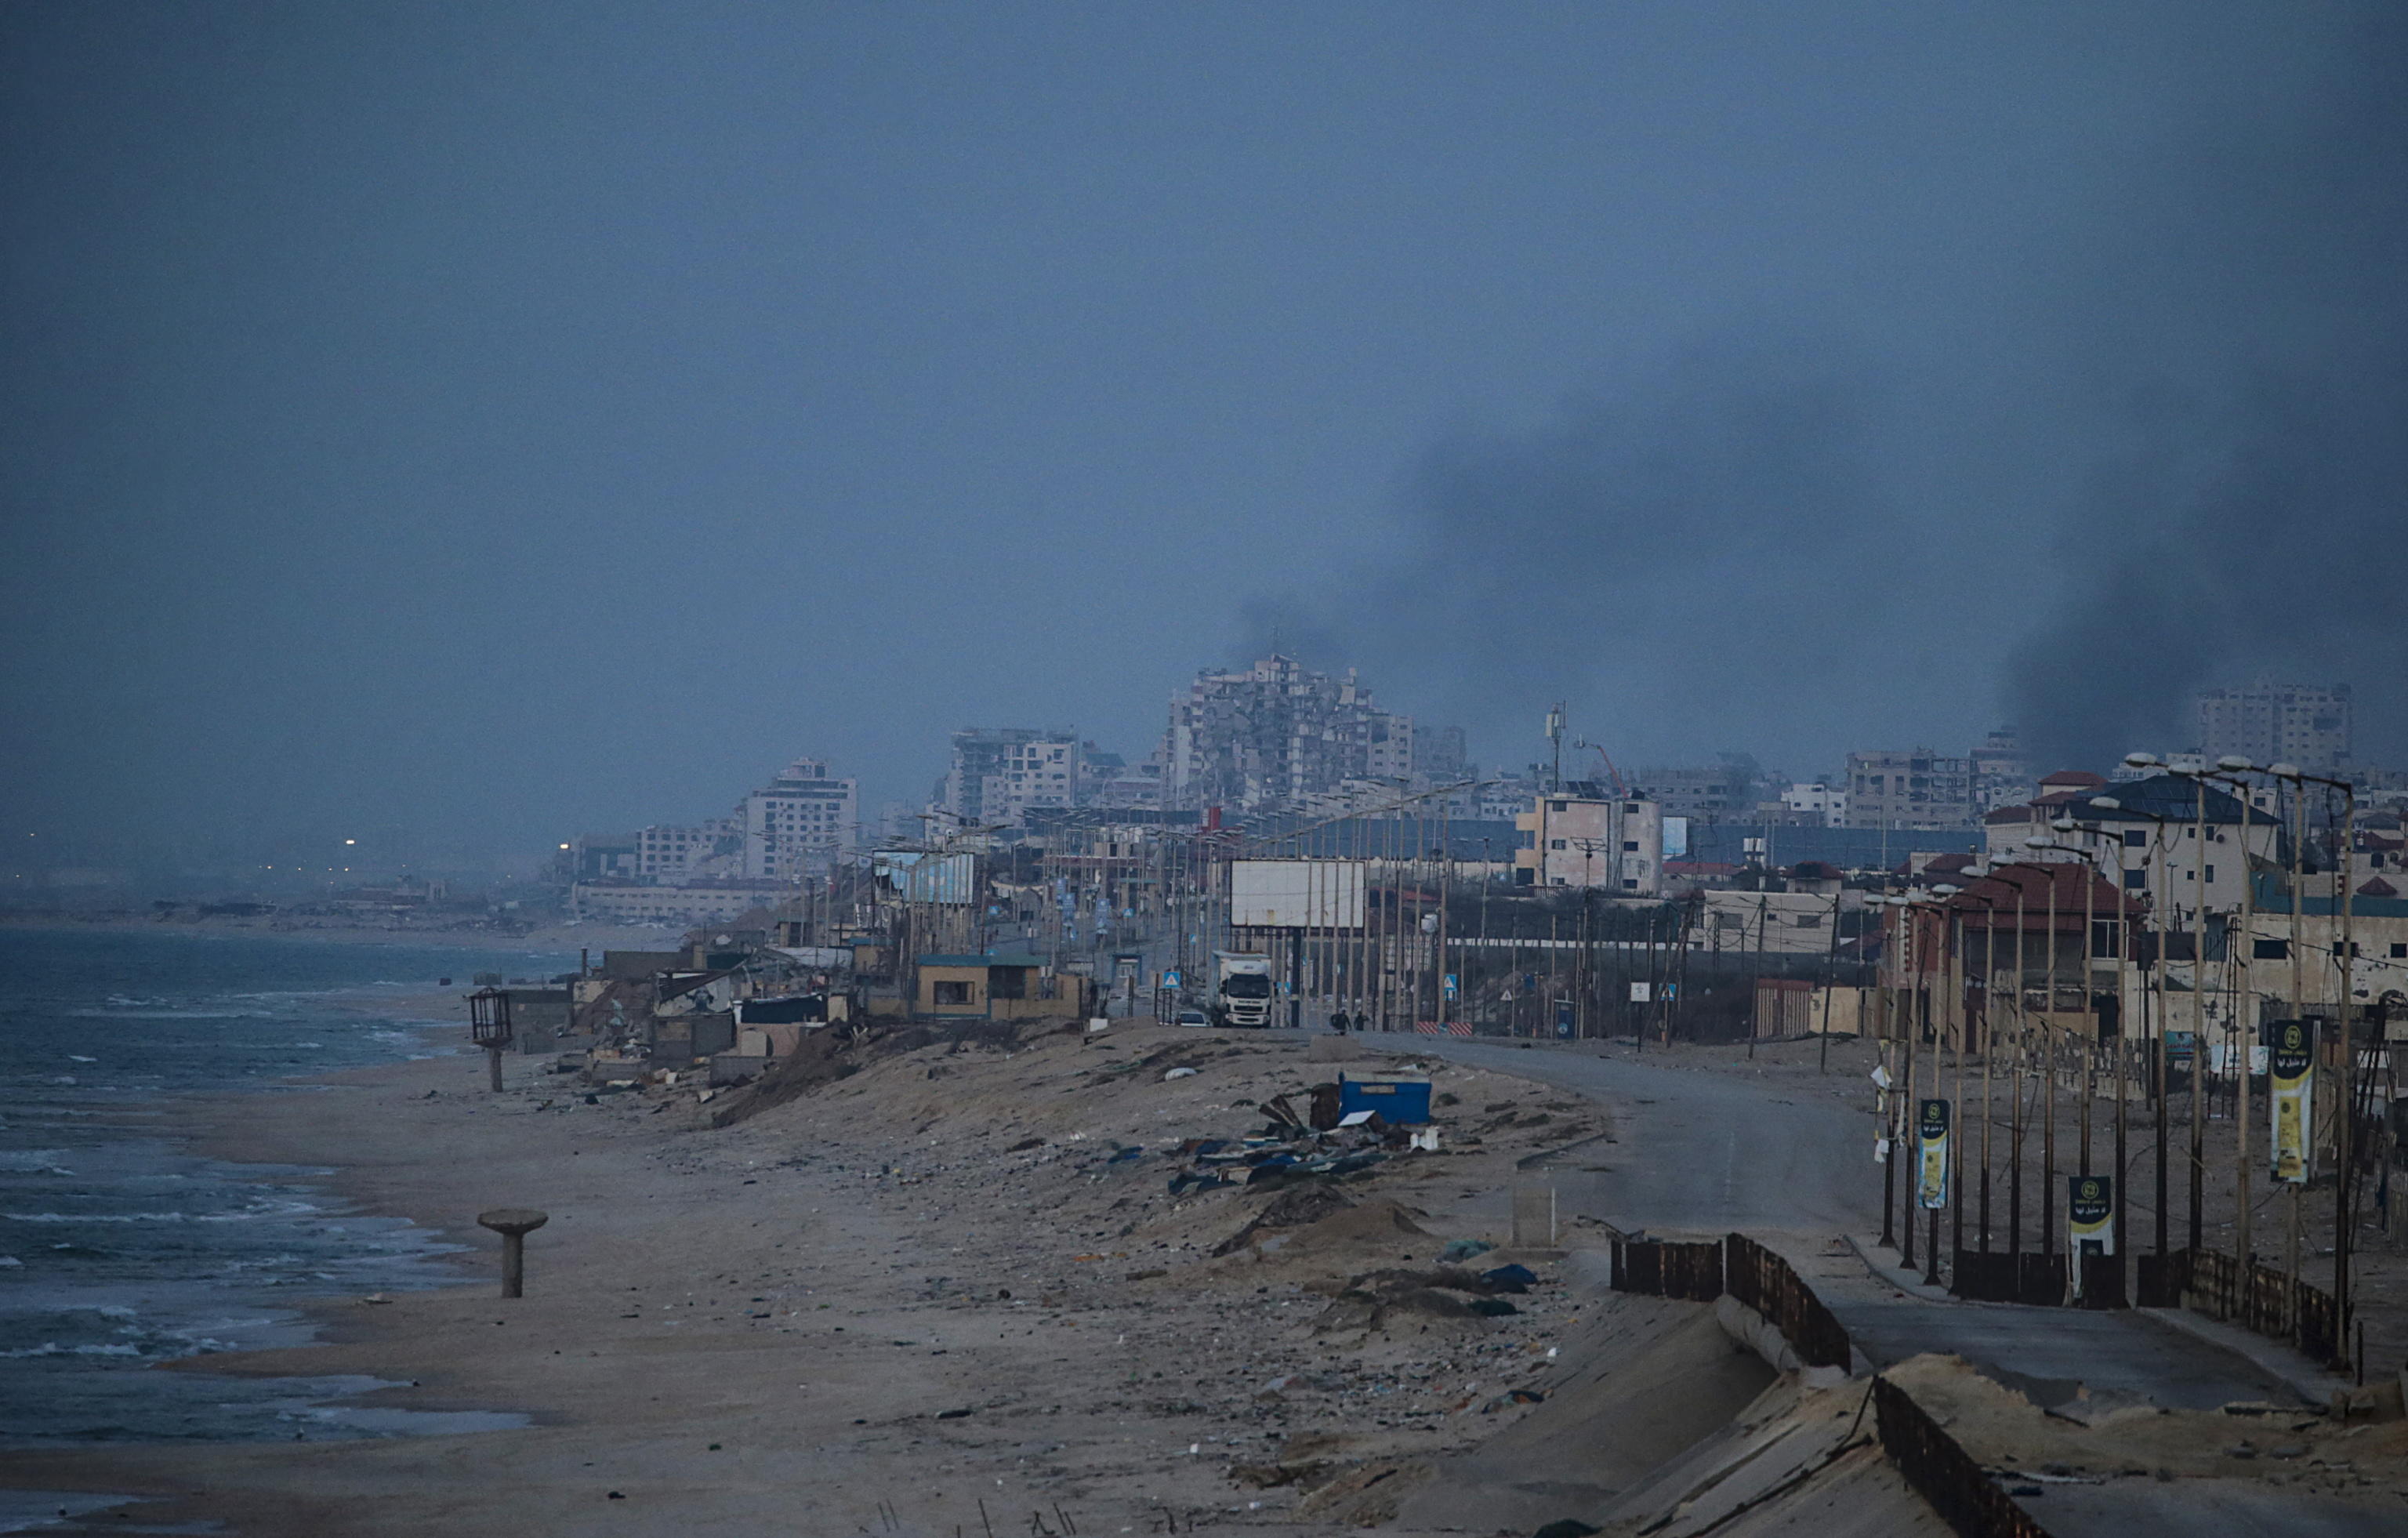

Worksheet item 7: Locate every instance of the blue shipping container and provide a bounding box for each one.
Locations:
[1338,1073,1432,1125]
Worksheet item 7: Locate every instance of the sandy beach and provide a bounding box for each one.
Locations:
[9,988,2406,1537]
[0,1012,1638,1536]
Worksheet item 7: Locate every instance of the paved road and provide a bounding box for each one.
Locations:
[1321,1032,2310,1409]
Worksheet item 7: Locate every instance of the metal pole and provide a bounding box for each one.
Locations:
[1978,895,1996,1256]
[2334,780,2356,1348]
[2009,876,2027,1268]
[1901,900,1918,1271]
[1819,887,1840,1073]
[2167,813,2186,1271]
[2044,867,2058,1272]
[2190,776,2209,1254]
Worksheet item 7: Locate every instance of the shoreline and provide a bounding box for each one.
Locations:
[0,1010,1624,1536]
[0,912,676,956]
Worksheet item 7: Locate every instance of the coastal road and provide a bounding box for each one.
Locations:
[1321,1032,2311,1411]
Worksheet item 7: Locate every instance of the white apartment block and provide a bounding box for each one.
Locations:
[1779,782,1849,827]
[941,727,1079,825]
[635,819,738,881]
[741,757,858,877]
[1514,793,1665,895]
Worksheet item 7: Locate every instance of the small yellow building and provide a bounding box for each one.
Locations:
[913,954,1084,1020]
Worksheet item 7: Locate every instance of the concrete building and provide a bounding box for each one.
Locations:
[914,952,1087,1020]
[2195,680,2352,773]
[636,819,739,882]
[1970,727,2031,813]
[740,757,858,877]
[568,834,640,883]
[1779,782,1849,827]
[1633,762,1757,822]
[1478,778,1542,822]
[1992,772,2284,921]
[1514,791,1664,894]
[939,727,1083,826]
[1079,748,1166,811]
[1844,749,1975,829]
[1692,887,1859,955]
[568,878,797,926]
[1411,724,1471,783]
[1161,654,1415,812]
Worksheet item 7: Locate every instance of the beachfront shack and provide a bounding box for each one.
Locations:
[912,954,1086,1021]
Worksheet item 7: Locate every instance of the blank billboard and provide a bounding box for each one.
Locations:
[1231,859,1365,930]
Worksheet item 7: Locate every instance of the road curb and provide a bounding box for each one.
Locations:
[1840,1231,1955,1303]
[2135,1305,2352,1408]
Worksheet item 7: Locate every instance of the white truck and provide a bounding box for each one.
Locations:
[1209,951,1275,1028]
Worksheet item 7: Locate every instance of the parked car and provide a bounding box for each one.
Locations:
[1173,1008,1211,1028]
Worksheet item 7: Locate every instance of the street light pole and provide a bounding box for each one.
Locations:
[1869,893,1902,1255]
[2095,792,2178,1280]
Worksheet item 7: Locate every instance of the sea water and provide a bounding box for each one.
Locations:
[0,926,569,1446]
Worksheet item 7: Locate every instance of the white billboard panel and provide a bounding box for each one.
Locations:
[1231,859,1365,930]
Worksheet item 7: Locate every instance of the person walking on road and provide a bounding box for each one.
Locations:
[1329,1008,1348,1034]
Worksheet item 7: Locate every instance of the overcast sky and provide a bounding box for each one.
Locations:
[5,3,2401,870]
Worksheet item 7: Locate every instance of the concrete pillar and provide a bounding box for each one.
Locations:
[477,1208,549,1298]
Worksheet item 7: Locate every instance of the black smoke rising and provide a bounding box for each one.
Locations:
[2007,8,2408,771]
[1246,333,1918,771]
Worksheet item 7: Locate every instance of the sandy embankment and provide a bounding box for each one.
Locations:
[1,1020,1677,1536]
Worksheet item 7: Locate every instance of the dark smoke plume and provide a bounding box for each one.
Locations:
[1242,332,1909,771]
[2008,9,2408,770]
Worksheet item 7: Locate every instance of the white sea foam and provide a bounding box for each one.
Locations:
[5,1199,318,1224]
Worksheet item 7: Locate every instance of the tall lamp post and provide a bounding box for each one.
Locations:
[2033,823,2131,1304]
[2128,752,2215,1255]
[2181,758,2279,1269]
[2051,813,2148,1309]
[2091,793,2178,1275]
[2271,761,2360,1341]
[1927,882,1964,1289]
[1954,878,2007,1265]
[1876,886,1953,1286]
[1867,891,1915,1258]
[2022,837,2119,1309]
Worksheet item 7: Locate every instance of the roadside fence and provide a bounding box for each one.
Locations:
[1724,1233,1853,1371]
[2163,1248,2345,1368]
[1613,1228,2055,1536]
[1608,1235,1724,1301]
[1871,1376,2052,1538]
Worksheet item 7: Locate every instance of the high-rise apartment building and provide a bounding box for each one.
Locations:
[740,757,858,876]
[1161,655,1416,812]
[1844,749,1975,829]
[2195,681,2352,773]
[939,727,1082,826]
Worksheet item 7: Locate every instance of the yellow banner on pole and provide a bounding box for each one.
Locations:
[2268,1018,2314,1184]
[1916,1099,1949,1210]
